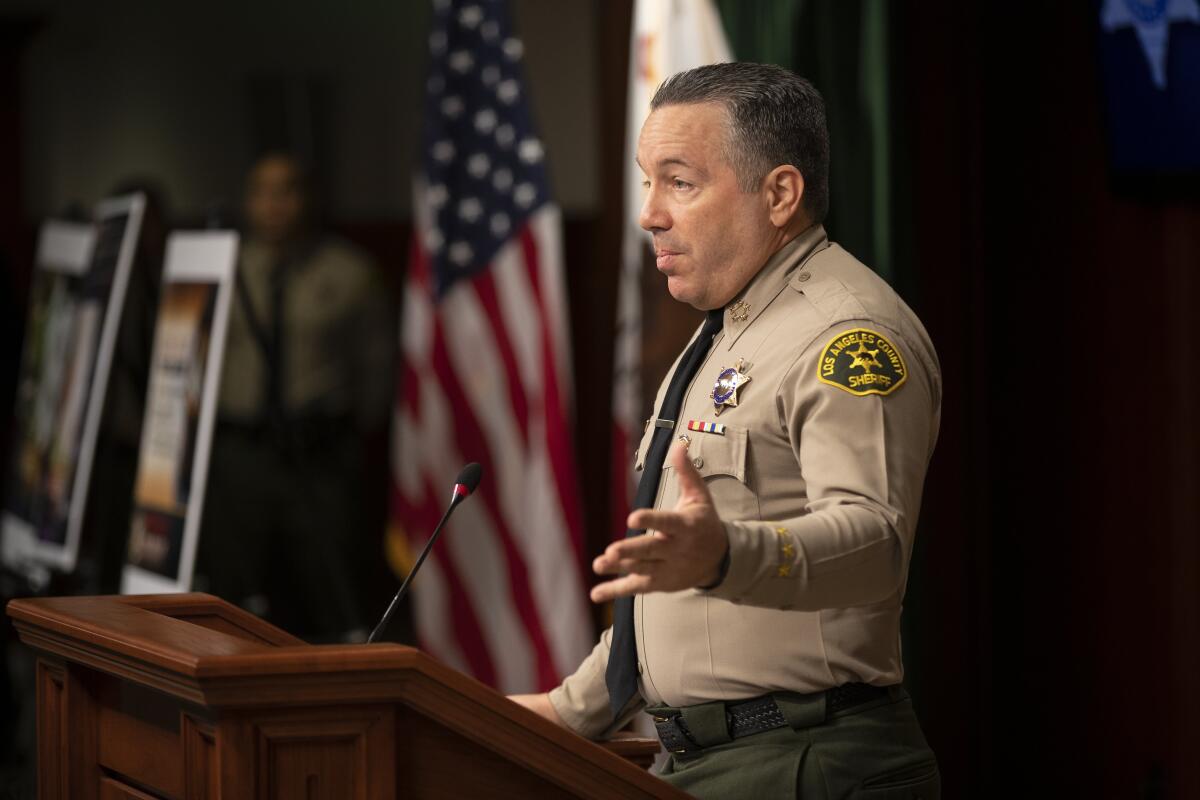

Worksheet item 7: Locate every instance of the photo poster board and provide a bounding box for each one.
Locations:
[121,231,238,595]
[2,194,146,579]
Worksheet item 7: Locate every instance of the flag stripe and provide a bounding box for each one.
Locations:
[402,348,535,689]
[406,477,497,685]
[469,269,531,445]
[443,493,536,688]
[429,311,559,690]
[399,359,422,420]
[490,238,543,403]
[486,218,593,676]
[407,552,470,674]
[519,225,585,562]
[529,208,573,402]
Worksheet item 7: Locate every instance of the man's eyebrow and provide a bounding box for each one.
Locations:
[635,156,701,172]
[659,157,693,170]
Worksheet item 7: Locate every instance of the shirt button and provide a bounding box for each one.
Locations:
[692,457,704,469]
[797,271,811,282]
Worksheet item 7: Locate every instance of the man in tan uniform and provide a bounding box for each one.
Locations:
[514,63,941,798]
[196,154,394,640]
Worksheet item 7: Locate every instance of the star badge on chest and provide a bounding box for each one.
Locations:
[711,358,752,415]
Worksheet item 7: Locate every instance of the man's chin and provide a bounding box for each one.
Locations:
[668,281,722,312]
[667,281,696,307]
[666,279,700,308]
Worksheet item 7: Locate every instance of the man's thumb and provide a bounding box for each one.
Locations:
[670,440,707,501]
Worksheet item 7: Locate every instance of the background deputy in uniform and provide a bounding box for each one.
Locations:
[195,153,395,641]
[512,63,943,798]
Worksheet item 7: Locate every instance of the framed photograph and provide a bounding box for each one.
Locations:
[2,194,145,576]
[122,231,237,595]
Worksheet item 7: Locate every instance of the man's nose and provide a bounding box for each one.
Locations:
[639,188,670,232]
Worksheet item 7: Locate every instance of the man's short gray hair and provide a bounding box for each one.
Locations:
[650,62,830,224]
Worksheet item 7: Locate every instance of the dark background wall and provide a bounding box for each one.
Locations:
[2,1,1198,796]
[899,3,1200,796]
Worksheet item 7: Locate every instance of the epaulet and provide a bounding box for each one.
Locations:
[788,244,921,397]
[789,244,871,327]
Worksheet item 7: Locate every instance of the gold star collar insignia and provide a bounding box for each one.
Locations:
[729,300,750,323]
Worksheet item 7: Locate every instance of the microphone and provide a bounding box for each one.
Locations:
[367,463,483,643]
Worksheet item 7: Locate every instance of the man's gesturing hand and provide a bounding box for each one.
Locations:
[590,441,729,603]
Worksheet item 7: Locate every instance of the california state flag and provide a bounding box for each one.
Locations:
[610,0,732,539]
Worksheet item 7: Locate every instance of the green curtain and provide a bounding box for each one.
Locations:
[715,0,893,284]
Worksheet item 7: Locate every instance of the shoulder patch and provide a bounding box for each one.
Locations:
[817,328,907,397]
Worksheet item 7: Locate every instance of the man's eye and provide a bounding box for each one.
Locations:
[641,180,650,189]
[672,179,691,190]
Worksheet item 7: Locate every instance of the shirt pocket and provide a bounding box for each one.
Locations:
[685,424,748,482]
[666,424,758,519]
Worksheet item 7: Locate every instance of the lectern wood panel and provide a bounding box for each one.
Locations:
[394,707,577,799]
[35,660,66,800]
[100,775,163,799]
[8,594,681,800]
[181,714,218,800]
[96,680,188,798]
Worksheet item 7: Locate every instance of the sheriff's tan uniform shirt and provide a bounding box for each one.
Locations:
[550,225,942,738]
[218,236,393,429]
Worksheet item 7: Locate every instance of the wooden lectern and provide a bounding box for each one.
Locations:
[6,593,684,799]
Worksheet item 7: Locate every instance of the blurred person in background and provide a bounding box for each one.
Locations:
[195,152,394,641]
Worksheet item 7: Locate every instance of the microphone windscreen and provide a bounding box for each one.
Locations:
[456,462,483,494]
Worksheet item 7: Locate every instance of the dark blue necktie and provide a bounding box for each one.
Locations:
[605,308,725,719]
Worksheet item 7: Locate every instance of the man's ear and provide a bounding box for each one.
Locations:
[764,165,805,229]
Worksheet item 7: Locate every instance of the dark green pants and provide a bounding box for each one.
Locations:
[650,688,939,799]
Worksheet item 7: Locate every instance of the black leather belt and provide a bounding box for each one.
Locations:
[650,683,892,757]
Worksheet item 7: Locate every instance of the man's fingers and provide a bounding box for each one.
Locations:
[593,537,664,574]
[591,573,652,603]
[593,441,721,603]
[613,557,662,575]
[627,508,685,534]
[607,535,666,560]
[594,556,663,578]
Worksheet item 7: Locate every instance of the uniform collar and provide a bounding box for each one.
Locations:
[719,224,829,351]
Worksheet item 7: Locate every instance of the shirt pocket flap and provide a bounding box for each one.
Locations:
[669,424,748,484]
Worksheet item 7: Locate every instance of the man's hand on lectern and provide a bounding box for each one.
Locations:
[508,692,567,727]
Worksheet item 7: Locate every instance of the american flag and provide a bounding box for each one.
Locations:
[390,0,593,693]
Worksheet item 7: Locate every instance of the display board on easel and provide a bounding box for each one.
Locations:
[121,231,238,595]
[2,194,146,581]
